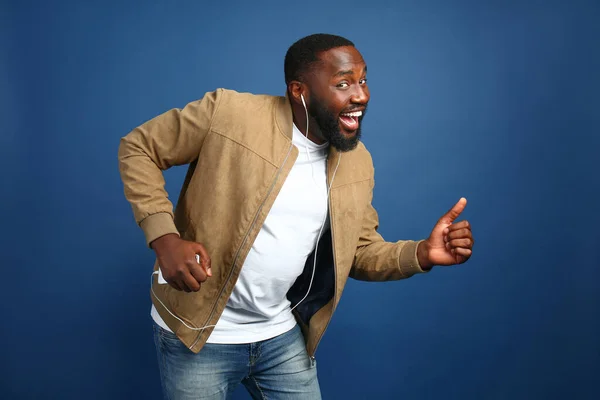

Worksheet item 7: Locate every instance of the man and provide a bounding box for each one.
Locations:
[119,33,474,399]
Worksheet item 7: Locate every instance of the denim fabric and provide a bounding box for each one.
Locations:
[153,323,321,399]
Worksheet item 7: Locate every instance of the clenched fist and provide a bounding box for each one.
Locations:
[151,233,212,292]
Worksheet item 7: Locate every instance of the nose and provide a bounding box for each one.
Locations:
[351,85,369,104]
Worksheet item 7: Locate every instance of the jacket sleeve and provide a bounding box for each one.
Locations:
[118,89,222,247]
[350,178,428,281]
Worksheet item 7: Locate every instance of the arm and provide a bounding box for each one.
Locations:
[350,181,474,281]
[118,89,222,247]
[350,178,429,281]
[118,90,222,292]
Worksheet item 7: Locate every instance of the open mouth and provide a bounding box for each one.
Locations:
[339,111,362,132]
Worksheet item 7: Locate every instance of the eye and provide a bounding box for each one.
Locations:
[360,78,368,85]
[336,81,349,88]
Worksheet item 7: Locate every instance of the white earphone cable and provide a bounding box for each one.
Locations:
[301,94,312,161]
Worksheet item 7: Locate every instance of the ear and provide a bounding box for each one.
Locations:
[287,81,307,105]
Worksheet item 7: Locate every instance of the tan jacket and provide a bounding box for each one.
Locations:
[118,89,426,356]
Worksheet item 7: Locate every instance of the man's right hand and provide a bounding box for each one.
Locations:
[151,233,212,292]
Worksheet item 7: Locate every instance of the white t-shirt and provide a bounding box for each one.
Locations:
[151,124,330,343]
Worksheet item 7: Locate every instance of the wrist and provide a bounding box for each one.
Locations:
[417,240,434,271]
[150,233,180,252]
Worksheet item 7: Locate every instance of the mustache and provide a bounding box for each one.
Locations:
[341,104,368,115]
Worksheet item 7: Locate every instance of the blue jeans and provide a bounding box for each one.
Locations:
[153,323,322,399]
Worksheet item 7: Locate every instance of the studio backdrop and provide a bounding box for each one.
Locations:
[2,1,599,399]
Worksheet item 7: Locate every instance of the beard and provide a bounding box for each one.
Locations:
[308,93,365,152]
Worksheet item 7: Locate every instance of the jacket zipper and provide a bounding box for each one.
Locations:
[190,143,295,349]
[309,160,338,359]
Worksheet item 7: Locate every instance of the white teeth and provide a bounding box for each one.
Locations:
[341,111,362,117]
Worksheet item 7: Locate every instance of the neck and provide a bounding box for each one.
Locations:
[291,103,326,145]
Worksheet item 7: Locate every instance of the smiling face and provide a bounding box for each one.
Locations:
[304,46,370,151]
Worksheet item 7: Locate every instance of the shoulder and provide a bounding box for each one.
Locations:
[205,88,281,113]
[186,89,288,148]
[183,89,283,134]
[348,141,375,171]
[355,141,373,161]
[184,88,281,114]
[334,141,375,185]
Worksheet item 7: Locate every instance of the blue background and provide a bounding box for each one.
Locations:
[2,0,599,398]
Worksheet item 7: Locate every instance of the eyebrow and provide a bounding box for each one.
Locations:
[334,65,368,78]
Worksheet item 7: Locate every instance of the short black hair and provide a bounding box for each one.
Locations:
[284,33,354,85]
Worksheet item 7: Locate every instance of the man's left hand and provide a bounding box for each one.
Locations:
[417,197,474,270]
